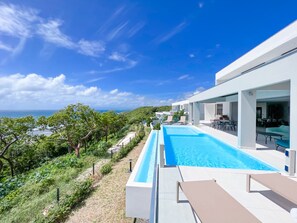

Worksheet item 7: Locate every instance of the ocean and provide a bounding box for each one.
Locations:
[0,110,127,118]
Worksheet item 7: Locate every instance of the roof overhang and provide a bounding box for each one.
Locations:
[216,20,297,84]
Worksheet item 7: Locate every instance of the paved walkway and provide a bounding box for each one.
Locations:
[108,132,136,153]
[158,167,196,223]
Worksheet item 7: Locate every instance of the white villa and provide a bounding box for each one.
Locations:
[173,20,296,173]
[171,100,189,113]
[127,21,297,223]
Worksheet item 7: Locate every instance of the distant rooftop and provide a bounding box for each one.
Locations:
[172,100,189,106]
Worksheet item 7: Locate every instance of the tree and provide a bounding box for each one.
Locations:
[100,111,117,142]
[0,116,35,176]
[47,103,97,158]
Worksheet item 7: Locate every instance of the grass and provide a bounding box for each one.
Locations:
[66,133,150,223]
[0,125,142,223]
[0,154,103,223]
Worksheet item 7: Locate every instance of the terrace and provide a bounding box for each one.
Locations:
[126,21,297,223]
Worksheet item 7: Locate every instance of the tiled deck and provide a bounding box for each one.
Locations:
[158,124,296,223]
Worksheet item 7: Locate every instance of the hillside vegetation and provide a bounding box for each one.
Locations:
[0,104,166,222]
[124,105,171,124]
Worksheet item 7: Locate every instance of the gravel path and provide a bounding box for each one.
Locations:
[66,137,148,223]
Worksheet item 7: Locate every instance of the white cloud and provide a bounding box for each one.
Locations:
[117,92,131,96]
[88,52,138,74]
[108,52,126,62]
[85,77,105,83]
[0,3,105,58]
[91,59,137,74]
[77,87,98,96]
[189,53,195,58]
[107,21,129,41]
[0,73,171,109]
[37,19,75,49]
[178,74,191,80]
[180,86,205,100]
[0,3,37,59]
[155,22,187,44]
[110,89,118,94]
[0,41,13,52]
[193,87,205,94]
[0,3,38,38]
[127,22,146,38]
[78,39,105,57]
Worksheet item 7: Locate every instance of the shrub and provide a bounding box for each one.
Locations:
[53,155,83,168]
[37,177,55,194]
[111,130,145,163]
[93,141,112,157]
[153,123,161,130]
[100,163,112,175]
[42,179,93,223]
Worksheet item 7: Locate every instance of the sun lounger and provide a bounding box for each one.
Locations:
[163,115,173,124]
[177,180,260,223]
[246,173,297,205]
[275,139,290,150]
[177,116,186,125]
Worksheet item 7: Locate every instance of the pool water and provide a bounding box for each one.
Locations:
[163,126,277,171]
[135,131,158,183]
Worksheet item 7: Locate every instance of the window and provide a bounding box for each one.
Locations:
[215,104,223,116]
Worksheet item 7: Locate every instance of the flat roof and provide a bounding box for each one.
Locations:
[216,20,297,83]
[172,100,189,106]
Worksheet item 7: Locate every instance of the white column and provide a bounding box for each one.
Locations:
[290,77,297,175]
[193,102,200,125]
[189,103,193,124]
[238,90,256,149]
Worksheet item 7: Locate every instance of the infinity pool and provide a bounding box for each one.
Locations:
[163,126,277,171]
[135,131,158,182]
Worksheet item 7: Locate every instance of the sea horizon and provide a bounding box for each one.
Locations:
[0,109,129,118]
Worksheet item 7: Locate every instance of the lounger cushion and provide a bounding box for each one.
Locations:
[180,180,260,223]
[276,139,290,148]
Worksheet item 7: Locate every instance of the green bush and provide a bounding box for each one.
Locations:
[111,130,145,163]
[153,123,161,130]
[43,179,93,223]
[37,177,55,194]
[53,155,83,168]
[93,141,112,157]
[0,176,25,199]
[100,163,112,175]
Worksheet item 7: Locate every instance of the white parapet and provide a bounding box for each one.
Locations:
[126,182,152,219]
[126,131,156,219]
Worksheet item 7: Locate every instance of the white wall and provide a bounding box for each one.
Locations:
[222,102,231,117]
[126,185,152,219]
[204,103,215,121]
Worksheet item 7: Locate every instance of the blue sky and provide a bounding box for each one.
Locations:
[0,0,296,110]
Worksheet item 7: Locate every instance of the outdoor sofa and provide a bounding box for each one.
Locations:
[266,125,290,139]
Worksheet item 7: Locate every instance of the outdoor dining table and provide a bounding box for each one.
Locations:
[256,131,283,144]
